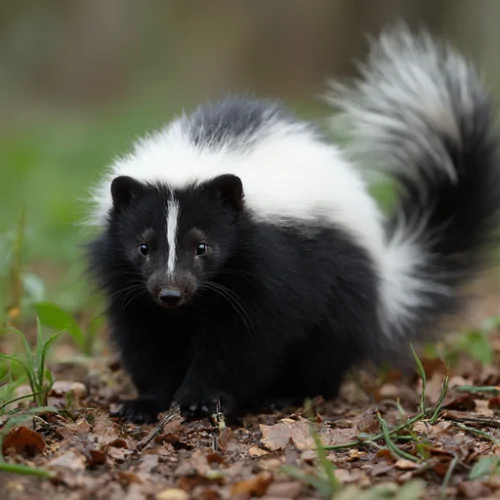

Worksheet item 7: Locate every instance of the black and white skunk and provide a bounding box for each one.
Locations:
[86,28,500,423]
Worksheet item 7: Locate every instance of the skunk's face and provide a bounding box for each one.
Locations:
[110,174,244,309]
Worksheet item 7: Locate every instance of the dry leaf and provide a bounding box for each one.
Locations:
[394,459,419,470]
[50,380,87,399]
[217,427,235,450]
[488,397,500,410]
[260,419,317,452]
[265,480,303,498]
[85,448,107,467]
[48,450,86,471]
[108,438,128,449]
[259,458,283,471]
[260,424,292,451]
[156,489,189,500]
[289,421,315,450]
[458,479,486,498]
[357,409,380,433]
[444,395,477,411]
[2,426,45,457]
[230,471,273,497]
[347,449,366,461]
[301,449,317,462]
[107,446,132,462]
[249,446,268,457]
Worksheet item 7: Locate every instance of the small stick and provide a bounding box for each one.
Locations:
[211,396,225,451]
[441,412,500,429]
[135,408,180,451]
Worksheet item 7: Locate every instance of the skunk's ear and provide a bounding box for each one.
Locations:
[110,176,145,212]
[207,174,244,211]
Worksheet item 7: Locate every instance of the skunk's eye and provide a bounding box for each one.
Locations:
[195,243,207,256]
[139,243,149,257]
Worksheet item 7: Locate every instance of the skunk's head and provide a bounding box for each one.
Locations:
[109,174,244,308]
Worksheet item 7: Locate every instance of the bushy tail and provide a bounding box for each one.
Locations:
[328,26,500,346]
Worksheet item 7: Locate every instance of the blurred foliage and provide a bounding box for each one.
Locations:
[0,102,179,310]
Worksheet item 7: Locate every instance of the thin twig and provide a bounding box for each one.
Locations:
[211,396,224,451]
[441,412,500,428]
[135,409,180,451]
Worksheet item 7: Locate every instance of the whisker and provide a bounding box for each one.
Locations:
[202,281,257,336]
[107,281,146,301]
[217,268,256,283]
[122,291,148,311]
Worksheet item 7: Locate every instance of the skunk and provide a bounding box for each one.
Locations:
[86,27,500,423]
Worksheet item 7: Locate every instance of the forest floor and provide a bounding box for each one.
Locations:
[2,284,500,500]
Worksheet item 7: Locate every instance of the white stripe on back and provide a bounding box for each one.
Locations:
[166,199,180,277]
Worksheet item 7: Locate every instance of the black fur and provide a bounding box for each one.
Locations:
[87,177,380,422]
[187,96,292,149]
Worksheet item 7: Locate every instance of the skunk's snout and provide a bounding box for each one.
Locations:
[158,288,183,308]
[148,270,197,308]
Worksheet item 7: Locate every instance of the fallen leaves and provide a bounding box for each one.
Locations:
[4,323,500,500]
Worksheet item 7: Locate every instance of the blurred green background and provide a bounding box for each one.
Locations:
[2,0,500,315]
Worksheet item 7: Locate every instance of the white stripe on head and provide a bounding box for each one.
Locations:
[166,198,180,277]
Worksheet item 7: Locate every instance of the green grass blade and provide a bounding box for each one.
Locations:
[456,423,497,443]
[84,314,104,356]
[0,373,26,410]
[281,465,333,499]
[35,317,44,390]
[35,302,84,350]
[377,412,420,463]
[430,367,450,424]
[0,353,34,390]
[39,330,64,389]
[410,344,426,414]
[469,456,500,479]
[455,385,500,394]
[0,462,53,478]
[8,327,35,374]
[309,420,339,493]
[0,390,48,413]
[440,455,459,500]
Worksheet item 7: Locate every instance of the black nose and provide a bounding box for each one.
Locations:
[158,288,182,307]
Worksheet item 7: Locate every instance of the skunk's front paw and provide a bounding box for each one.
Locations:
[111,397,162,424]
[175,386,233,419]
